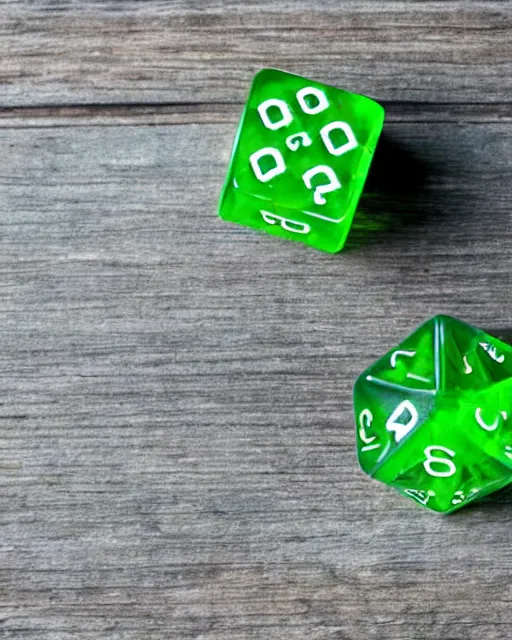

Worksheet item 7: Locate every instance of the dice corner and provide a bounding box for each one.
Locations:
[249,67,291,93]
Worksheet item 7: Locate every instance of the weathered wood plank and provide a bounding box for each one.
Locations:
[0,101,511,129]
[0,120,510,639]
[1,1,511,106]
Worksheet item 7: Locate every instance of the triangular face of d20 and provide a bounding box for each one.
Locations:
[354,374,437,477]
[440,316,512,391]
[365,316,439,393]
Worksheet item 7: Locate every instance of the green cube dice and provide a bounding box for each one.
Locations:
[218,69,385,253]
[354,315,512,513]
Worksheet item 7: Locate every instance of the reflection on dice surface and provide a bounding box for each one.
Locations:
[218,69,385,253]
[354,315,512,513]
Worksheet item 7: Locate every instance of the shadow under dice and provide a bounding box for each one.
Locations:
[218,68,385,253]
[354,315,512,513]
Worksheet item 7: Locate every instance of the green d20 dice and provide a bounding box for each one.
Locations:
[354,315,512,513]
[218,68,385,253]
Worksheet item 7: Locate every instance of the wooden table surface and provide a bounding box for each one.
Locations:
[1,2,511,638]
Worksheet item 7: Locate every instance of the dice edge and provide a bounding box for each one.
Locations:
[333,108,385,252]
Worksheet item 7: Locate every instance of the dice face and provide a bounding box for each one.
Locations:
[218,69,385,253]
[354,315,512,513]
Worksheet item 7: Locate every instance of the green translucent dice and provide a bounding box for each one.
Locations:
[354,315,512,513]
[218,69,385,253]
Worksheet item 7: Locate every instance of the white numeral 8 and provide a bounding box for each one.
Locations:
[423,446,456,478]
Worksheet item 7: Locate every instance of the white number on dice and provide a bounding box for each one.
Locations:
[423,446,456,478]
[286,132,312,151]
[463,355,473,374]
[320,121,358,157]
[389,349,431,384]
[475,407,507,432]
[479,342,505,363]
[302,165,341,205]
[404,488,433,506]
[260,211,310,235]
[451,487,479,506]
[385,400,418,443]
[249,147,286,183]
[358,409,380,452]
[390,350,416,367]
[296,87,330,115]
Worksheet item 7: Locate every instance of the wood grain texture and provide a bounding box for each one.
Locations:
[0,1,512,639]
[0,120,511,639]
[1,1,511,106]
